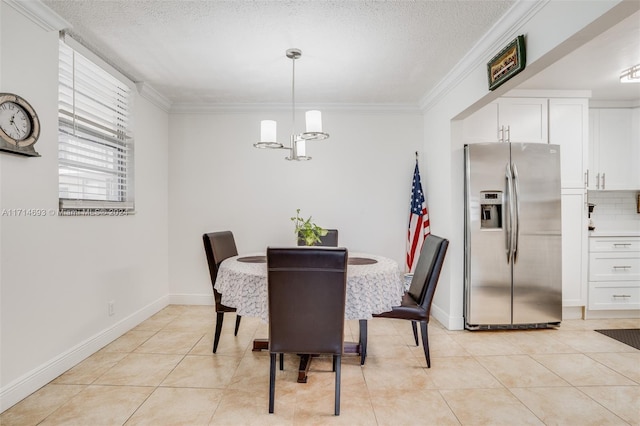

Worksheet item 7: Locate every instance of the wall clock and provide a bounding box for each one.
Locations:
[0,93,41,157]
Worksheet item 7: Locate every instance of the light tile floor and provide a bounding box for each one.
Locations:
[1,305,639,425]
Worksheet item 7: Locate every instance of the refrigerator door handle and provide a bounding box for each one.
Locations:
[512,163,520,263]
[505,163,513,264]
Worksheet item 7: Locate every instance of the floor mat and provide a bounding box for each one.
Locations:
[595,329,640,350]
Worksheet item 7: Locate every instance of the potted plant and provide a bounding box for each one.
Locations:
[291,209,328,246]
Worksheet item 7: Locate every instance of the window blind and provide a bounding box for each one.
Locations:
[58,35,135,211]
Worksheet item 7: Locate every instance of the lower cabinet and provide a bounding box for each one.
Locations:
[588,236,640,310]
[561,190,588,307]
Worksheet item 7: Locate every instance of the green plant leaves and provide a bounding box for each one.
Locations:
[291,208,327,246]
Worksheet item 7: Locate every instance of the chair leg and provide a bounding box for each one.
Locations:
[359,319,368,365]
[334,355,341,416]
[269,353,276,413]
[234,315,242,336]
[213,312,224,353]
[411,320,419,346]
[279,353,284,371]
[420,321,430,368]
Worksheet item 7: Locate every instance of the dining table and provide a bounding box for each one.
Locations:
[214,251,404,382]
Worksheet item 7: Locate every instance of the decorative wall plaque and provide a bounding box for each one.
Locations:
[487,35,526,91]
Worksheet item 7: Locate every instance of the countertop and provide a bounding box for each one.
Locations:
[589,230,640,237]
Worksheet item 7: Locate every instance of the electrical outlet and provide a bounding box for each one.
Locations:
[108,301,115,316]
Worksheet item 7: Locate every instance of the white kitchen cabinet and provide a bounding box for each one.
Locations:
[462,98,548,144]
[549,99,588,189]
[588,236,640,310]
[499,98,548,144]
[588,108,640,190]
[561,189,588,307]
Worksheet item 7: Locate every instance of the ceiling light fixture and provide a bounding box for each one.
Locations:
[253,48,329,161]
[619,64,640,83]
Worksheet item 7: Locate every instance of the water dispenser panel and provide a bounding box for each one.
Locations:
[480,191,502,229]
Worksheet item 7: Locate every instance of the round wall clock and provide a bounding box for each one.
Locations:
[0,93,41,157]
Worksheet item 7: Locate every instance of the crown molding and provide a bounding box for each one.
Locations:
[3,0,70,31]
[419,0,548,111]
[170,102,422,115]
[135,83,172,112]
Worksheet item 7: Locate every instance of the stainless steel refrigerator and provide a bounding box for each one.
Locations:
[464,142,562,330]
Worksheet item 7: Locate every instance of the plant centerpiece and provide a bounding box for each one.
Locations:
[291,208,328,246]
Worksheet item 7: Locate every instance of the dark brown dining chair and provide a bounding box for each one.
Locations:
[267,247,348,415]
[371,234,449,368]
[203,231,242,353]
[297,229,338,247]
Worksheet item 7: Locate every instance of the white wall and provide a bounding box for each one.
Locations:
[421,0,631,329]
[168,109,423,301]
[0,3,170,410]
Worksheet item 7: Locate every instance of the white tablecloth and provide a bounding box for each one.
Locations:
[214,252,404,322]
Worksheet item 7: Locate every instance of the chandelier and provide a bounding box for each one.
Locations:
[253,48,329,161]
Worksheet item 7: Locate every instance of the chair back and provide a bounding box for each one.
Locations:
[267,247,348,355]
[297,229,339,247]
[406,235,449,313]
[203,231,239,307]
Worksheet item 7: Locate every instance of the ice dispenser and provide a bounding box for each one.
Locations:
[480,191,502,229]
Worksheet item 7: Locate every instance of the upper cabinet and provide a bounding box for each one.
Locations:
[463,96,588,189]
[549,98,589,189]
[497,98,549,144]
[462,98,548,144]
[588,108,640,190]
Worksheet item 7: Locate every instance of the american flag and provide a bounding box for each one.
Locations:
[407,160,430,272]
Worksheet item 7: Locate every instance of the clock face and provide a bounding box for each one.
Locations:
[0,93,40,156]
[0,101,32,144]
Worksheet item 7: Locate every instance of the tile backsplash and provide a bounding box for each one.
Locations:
[587,190,640,231]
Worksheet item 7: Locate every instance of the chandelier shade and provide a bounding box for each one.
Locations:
[258,120,281,148]
[253,49,329,160]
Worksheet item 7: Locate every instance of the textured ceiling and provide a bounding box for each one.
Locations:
[41,0,516,105]
[40,1,640,106]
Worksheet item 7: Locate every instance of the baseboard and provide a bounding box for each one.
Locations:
[169,293,214,305]
[563,306,585,320]
[430,303,464,331]
[0,295,169,412]
[584,309,640,319]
